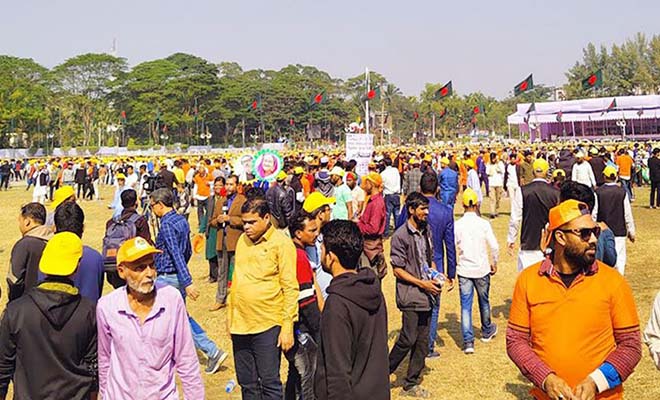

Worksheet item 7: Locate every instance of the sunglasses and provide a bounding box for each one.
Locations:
[558,226,601,241]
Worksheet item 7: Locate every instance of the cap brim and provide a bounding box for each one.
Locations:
[118,248,162,265]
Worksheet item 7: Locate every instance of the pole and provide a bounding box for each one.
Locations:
[380,101,385,145]
[365,67,370,136]
[507,123,511,139]
[432,113,436,140]
[572,120,576,138]
[242,118,246,148]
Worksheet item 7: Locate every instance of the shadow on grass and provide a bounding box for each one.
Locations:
[434,312,463,349]
[492,298,512,320]
[505,382,533,399]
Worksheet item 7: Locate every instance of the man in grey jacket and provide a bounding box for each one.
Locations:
[388,192,440,398]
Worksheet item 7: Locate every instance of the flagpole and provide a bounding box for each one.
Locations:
[432,113,436,140]
[365,67,370,136]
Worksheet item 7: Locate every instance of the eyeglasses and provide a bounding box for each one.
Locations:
[558,226,601,241]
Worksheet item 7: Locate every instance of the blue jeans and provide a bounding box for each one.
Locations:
[384,194,400,236]
[459,275,495,345]
[620,178,634,200]
[156,273,219,358]
[429,295,441,353]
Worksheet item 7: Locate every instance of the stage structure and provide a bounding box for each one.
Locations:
[507,94,660,141]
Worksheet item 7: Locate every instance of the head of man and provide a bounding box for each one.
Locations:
[462,188,479,213]
[420,172,438,196]
[320,220,363,276]
[117,237,161,296]
[303,192,335,227]
[121,189,138,211]
[39,232,83,280]
[524,151,533,163]
[603,165,618,183]
[653,148,660,158]
[406,192,430,230]
[18,202,46,235]
[361,172,382,196]
[241,198,272,242]
[533,158,549,179]
[213,176,225,196]
[575,151,585,164]
[330,166,344,186]
[149,188,174,218]
[225,175,238,196]
[126,165,134,175]
[548,200,599,273]
[54,202,84,238]
[345,172,357,190]
[559,181,595,211]
[289,212,319,248]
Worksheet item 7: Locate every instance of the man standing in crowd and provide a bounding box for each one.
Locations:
[381,157,401,236]
[465,159,482,209]
[356,172,388,280]
[97,237,204,399]
[649,148,660,209]
[508,158,560,271]
[315,220,390,400]
[210,175,246,310]
[346,171,365,218]
[157,160,177,191]
[229,198,299,400]
[504,152,520,201]
[596,166,636,275]
[199,176,224,283]
[303,192,336,300]
[616,148,635,201]
[588,147,606,187]
[266,170,296,233]
[518,150,535,186]
[149,188,227,374]
[438,157,458,208]
[487,152,505,218]
[455,189,499,354]
[8,202,52,302]
[0,232,98,400]
[572,151,597,189]
[507,199,641,400]
[403,158,422,197]
[388,192,437,398]
[330,166,353,220]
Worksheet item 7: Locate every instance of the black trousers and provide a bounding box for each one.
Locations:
[208,256,218,281]
[389,310,431,390]
[651,180,660,207]
[232,325,283,400]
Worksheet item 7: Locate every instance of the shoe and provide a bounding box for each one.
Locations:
[205,349,228,374]
[426,350,440,359]
[481,324,498,343]
[401,385,431,398]
[209,302,226,312]
[463,343,475,354]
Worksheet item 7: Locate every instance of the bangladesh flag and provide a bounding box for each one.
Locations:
[637,109,644,117]
[514,74,534,96]
[526,102,536,114]
[310,91,327,106]
[582,69,603,91]
[433,81,453,100]
[120,110,127,124]
[606,98,617,111]
[413,111,419,121]
[289,118,295,126]
[365,86,381,101]
[438,108,447,119]
[247,95,262,112]
[472,105,485,115]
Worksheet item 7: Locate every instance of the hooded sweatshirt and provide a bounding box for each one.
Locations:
[315,268,390,400]
[0,279,98,399]
[8,224,53,302]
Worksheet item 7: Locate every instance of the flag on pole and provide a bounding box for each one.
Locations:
[247,95,262,112]
[413,111,419,121]
[514,74,534,96]
[289,118,295,126]
[365,86,381,101]
[526,102,536,114]
[637,109,644,117]
[582,70,603,90]
[310,91,327,106]
[433,81,453,100]
[438,108,447,119]
[606,98,617,111]
[120,110,127,124]
[472,105,485,115]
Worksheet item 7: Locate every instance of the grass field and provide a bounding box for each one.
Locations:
[0,183,658,399]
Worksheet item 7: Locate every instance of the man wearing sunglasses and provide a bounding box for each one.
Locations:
[507,200,641,400]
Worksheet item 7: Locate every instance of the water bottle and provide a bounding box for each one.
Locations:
[225,379,237,393]
[423,265,445,288]
[221,205,229,229]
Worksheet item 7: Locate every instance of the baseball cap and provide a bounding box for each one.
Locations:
[116,173,126,180]
[464,159,475,169]
[329,166,345,177]
[363,172,383,187]
[423,155,433,162]
[320,156,329,164]
[603,165,618,179]
[408,158,419,165]
[462,188,479,207]
[547,199,591,232]
[575,151,585,159]
[440,157,450,165]
[51,185,75,210]
[589,147,599,155]
[117,237,162,266]
[276,170,288,181]
[303,192,336,213]
[293,166,304,175]
[345,171,357,181]
[552,169,566,178]
[533,158,549,173]
[39,232,83,276]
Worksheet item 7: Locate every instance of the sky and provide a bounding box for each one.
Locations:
[2,0,659,99]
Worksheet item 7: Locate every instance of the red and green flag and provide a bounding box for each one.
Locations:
[438,108,447,119]
[472,105,485,115]
[433,81,453,100]
[120,110,127,124]
[247,95,262,112]
[310,91,327,106]
[365,86,381,101]
[606,98,617,112]
[289,118,295,126]
[514,74,534,96]
[582,69,603,91]
[413,111,419,121]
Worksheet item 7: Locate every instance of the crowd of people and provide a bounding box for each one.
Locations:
[1,139,660,399]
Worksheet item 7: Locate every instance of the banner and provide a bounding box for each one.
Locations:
[345,133,374,177]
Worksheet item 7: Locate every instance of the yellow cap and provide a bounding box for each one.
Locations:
[533,158,549,173]
[462,188,479,207]
[51,185,75,210]
[440,157,450,165]
[603,165,618,179]
[408,158,419,165]
[464,159,475,169]
[552,169,565,178]
[302,192,335,213]
[423,155,433,162]
[116,237,162,265]
[39,232,83,276]
[294,166,305,175]
[116,173,126,180]
[329,166,345,177]
[276,170,288,181]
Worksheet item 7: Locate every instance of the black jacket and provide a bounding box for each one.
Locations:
[8,225,52,302]
[650,156,660,182]
[315,269,390,400]
[265,183,295,229]
[0,280,97,399]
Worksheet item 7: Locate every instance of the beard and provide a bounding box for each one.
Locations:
[413,215,428,230]
[127,276,155,295]
[564,242,596,271]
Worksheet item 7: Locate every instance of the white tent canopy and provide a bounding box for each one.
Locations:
[507,94,660,124]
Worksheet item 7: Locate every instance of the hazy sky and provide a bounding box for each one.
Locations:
[2,0,658,98]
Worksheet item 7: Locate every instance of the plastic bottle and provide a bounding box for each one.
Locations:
[423,265,445,288]
[225,379,237,393]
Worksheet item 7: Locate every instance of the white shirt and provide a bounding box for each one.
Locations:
[380,166,401,195]
[644,291,660,370]
[125,172,139,190]
[486,161,505,187]
[506,163,519,189]
[466,169,482,203]
[351,185,366,218]
[571,161,596,188]
[455,212,499,278]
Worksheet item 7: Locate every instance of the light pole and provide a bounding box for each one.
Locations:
[616,119,627,139]
[46,133,55,156]
[200,132,212,146]
[160,133,169,146]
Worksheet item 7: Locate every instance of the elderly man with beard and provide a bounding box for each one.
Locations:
[96,237,204,400]
[507,200,641,400]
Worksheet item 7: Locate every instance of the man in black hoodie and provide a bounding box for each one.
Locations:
[0,232,98,400]
[315,220,390,400]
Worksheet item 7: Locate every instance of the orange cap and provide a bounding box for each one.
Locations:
[363,172,383,187]
[116,237,162,265]
[547,200,591,232]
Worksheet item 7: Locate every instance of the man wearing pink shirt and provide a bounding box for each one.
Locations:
[97,237,204,399]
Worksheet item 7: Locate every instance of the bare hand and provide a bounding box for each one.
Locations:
[507,242,516,257]
[419,280,441,296]
[628,233,635,243]
[490,264,498,275]
[185,284,200,301]
[544,373,575,400]
[277,329,294,352]
[573,377,597,400]
[445,277,455,292]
